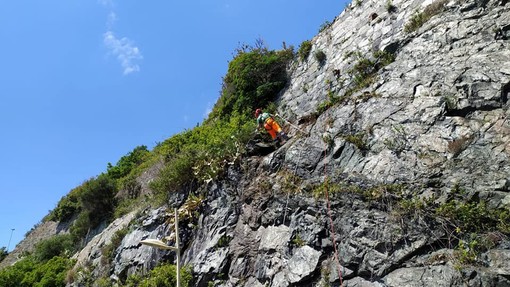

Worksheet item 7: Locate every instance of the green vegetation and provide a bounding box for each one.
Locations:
[107,146,150,181]
[124,264,193,287]
[0,247,7,263]
[313,50,395,118]
[216,235,232,249]
[311,179,510,267]
[394,184,510,266]
[101,227,129,265]
[386,0,397,13]
[278,169,303,194]
[314,50,327,66]
[298,40,312,62]
[316,90,344,115]
[149,114,254,204]
[319,20,332,33]
[344,132,368,151]
[404,0,449,33]
[0,239,75,287]
[208,44,294,119]
[291,234,306,247]
[151,42,294,204]
[347,50,395,93]
[33,234,74,262]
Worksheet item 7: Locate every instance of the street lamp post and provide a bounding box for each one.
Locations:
[7,229,15,252]
[140,209,181,287]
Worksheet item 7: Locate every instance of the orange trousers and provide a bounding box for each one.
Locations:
[264,117,282,140]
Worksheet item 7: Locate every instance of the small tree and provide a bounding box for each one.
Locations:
[0,247,7,262]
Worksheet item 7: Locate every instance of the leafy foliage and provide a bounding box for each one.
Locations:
[404,0,448,33]
[0,247,7,263]
[101,227,129,265]
[314,50,327,66]
[346,50,395,93]
[208,44,293,120]
[124,264,193,287]
[107,146,150,180]
[33,234,74,262]
[0,256,74,287]
[316,90,344,115]
[298,40,312,62]
[49,146,148,223]
[79,174,117,227]
[58,174,118,245]
[319,20,332,33]
[436,195,510,235]
[69,211,92,245]
[47,189,81,222]
[150,113,254,202]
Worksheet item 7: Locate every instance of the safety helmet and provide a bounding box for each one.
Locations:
[255,108,262,117]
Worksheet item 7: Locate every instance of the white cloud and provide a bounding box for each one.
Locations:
[103,31,143,75]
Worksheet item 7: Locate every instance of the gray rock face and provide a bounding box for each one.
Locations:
[384,265,460,287]
[286,246,321,283]
[487,249,510,276]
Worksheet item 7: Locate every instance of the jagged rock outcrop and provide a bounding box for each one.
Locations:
[4,0,510,286]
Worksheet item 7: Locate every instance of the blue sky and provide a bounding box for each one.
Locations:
[0,0,348,251]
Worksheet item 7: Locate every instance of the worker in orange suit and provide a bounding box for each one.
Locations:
[255,108,289,143]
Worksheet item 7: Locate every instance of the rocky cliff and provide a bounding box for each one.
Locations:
[4,0,510,286]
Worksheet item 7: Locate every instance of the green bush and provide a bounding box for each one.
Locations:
[386,0,397,13]
[345,50,395,94]
[0,247,7,262]
[49,174,118,247]
[22,256,74,287]
[436,198,510,235]
[208,44,293,120]
[151,113,254,203]
[344,132,368,151]
[101,227,129,265]
[316,90,344,115]
[0,256,74,287]
[298,40,312,62]
[47,189,81,222]
[0,257,37,287]
[314,50,327,66]
[69,211,91,245]
[404,0,448,33]
[79,174,117,226]
[33,234,74,262]
[107,146,149,180]
[124,264,193,287]
[319,20,332,33]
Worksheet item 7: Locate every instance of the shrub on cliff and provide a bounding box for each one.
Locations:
[208,43,294,120]
[0,256,73,287]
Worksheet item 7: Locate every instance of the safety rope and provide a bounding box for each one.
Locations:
[322,113,344,286]
[279,111,344,286]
